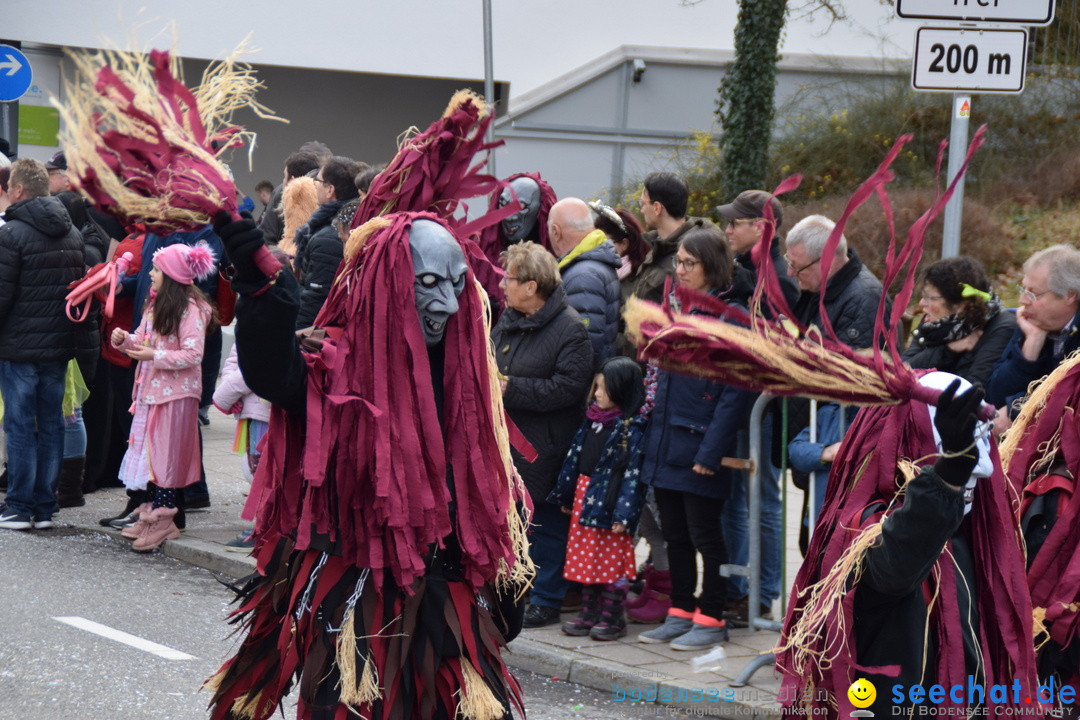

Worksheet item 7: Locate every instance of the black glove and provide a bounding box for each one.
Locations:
[932,378,984,486]
[214,211,273,293]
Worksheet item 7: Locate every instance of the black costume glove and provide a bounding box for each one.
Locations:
[932,379,984,486]
[214,211,279,294]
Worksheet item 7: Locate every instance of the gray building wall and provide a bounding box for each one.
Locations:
[493,46,904,203]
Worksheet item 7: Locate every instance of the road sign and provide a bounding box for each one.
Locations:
[896,0,1055,26]
[0,45,32,102]
[912,27,1028,94]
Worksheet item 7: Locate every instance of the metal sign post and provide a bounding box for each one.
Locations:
[942,95,971,258]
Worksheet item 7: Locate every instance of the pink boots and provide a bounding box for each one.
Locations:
[131,507,181,552]
[626,567,672,624]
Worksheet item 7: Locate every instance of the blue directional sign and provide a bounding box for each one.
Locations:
[0,45,33,103]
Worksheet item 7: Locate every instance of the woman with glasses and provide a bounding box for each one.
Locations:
[638,225,754,651]
[903,255,1015,388]
[491,241,594,629]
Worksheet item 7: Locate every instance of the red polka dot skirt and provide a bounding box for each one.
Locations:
[563,474,637,584]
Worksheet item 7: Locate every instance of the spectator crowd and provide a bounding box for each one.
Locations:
[2,132,1079,711]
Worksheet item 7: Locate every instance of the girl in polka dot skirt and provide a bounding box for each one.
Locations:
[547,356,648,640]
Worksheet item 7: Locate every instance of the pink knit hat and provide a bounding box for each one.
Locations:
[152,243,216,285]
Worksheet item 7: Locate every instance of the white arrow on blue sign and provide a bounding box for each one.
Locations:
[0,45,33,103]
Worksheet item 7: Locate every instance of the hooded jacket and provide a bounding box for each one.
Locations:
[0,195,86,363]
[558,230,621,370]
[491,284,594,504]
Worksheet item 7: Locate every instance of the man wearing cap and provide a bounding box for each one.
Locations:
[45,151,72,194]
[713,189,799,627]
[716,190,799,313]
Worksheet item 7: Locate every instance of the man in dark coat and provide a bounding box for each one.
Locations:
[633,172,718,304]
[986,244,1080,425]
[0,158,86,530]
[713,189,799,623]
[786,214,885,349]
[296,155,362,329]
[715,189,799,312]
[258,149,322,246]
[548,198,621,370]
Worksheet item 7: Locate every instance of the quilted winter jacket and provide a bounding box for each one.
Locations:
[558,230,621,370]
[0,195,86,363]
[213,345,271,422]
[491,284,594,504]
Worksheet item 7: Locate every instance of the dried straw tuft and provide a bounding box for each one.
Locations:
[54,33,284,234]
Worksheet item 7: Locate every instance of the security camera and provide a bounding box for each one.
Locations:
[632,58,647,84]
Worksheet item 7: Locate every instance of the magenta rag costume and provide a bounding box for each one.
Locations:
[206,93,535,720]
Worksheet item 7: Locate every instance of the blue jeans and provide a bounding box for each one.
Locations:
[0,360,67,520]
[64,407,86,458]
[722,414,782,604]
[528,501,570,609]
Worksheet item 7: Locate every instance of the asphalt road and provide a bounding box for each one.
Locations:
[0,526,655,720]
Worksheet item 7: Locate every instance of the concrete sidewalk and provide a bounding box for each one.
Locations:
[53,406,796,719]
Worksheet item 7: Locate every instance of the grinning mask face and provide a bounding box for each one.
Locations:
[498,176,541,243]
[409,219,468,346]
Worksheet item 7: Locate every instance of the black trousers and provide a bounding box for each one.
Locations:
[82,360,135,491]
[654,486,729,622]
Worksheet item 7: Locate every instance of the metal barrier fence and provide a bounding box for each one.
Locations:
[727,393,849,687]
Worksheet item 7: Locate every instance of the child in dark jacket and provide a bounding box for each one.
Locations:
[548,356,647,640]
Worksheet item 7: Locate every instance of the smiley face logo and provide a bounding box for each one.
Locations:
[848,678,876,709]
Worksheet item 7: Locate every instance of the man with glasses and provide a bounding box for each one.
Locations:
[632,172,718,304]
[296,155,363,329]
[986,244,1080,420]
[715,190,799,313]
[785,214,885,349]
[713,190,800,627]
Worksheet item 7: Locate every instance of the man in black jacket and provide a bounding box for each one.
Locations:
[0,159,85,530]
[713,189,799,624]
[786,214,885,349]
[296,155,363,329]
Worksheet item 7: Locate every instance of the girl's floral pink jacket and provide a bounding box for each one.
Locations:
[115,298,210,405]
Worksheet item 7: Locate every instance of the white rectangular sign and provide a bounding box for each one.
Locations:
[897,0,1054,26]
[912,27,1028,94]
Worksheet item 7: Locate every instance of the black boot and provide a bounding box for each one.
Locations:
[561,585,603,636]
[56,457,87,508]
[98,491,147,527]
[589,579,630,641]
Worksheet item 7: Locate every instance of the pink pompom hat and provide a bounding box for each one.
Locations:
[153,243,217,285]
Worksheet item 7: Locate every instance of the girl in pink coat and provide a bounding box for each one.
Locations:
[110,243,216,552]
